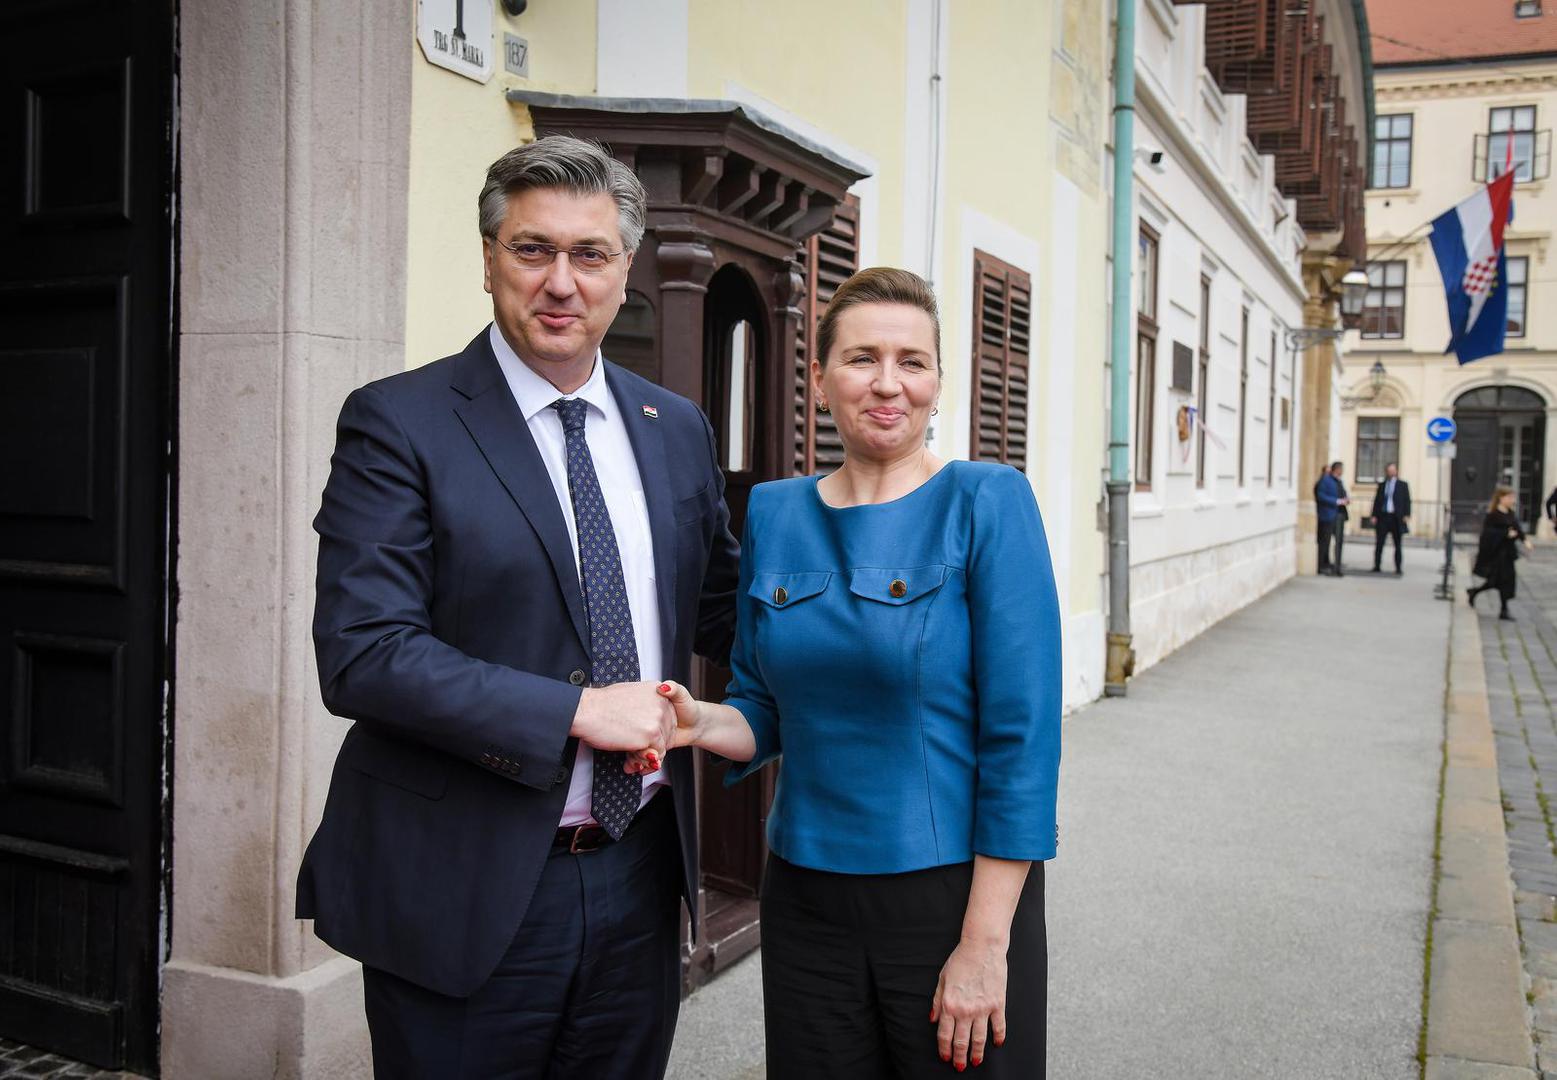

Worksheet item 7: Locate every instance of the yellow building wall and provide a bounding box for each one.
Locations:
[685,0,909,270]
[937,2,1110,628]
[403,1,598,368]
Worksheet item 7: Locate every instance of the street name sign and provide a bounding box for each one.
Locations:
[417,0,493,83]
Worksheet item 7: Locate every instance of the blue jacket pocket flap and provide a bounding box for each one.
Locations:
[750,571,832,609]
[847,565,950,605]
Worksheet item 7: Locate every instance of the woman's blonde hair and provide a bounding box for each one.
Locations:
[815,267,942,373]
[1490,485,1516,512]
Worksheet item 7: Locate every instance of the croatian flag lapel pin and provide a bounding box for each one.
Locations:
[641,405,659,419]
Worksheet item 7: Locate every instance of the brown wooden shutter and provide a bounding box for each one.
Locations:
[970,250,1032,470]
[794,196,861,475]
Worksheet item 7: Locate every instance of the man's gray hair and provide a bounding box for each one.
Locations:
[478,136,647,252]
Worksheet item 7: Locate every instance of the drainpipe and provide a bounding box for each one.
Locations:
[1104,0,1137,696]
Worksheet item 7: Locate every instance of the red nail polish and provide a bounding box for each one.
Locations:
[658,683,671,693]
[955,1065,966,1074]
[941,1053,950,1063]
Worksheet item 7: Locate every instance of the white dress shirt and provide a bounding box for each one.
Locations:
[1385,478,1396,513]
[488,324,668,827]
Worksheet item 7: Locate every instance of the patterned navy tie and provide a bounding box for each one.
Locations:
[552,398,642,839]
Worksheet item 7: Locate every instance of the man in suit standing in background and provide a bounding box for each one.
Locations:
[1371,462,1411,576]
[298,136,740,1078]
[1317,461,1350,576]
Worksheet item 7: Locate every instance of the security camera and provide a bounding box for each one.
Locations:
[1134,147,1166,173]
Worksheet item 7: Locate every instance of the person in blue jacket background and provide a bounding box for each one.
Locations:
[1315,461,1350,576]
[636,267,1061,1078]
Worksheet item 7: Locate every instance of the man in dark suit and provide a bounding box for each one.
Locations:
[297,136,740,1078]
[1371,462,1411,575]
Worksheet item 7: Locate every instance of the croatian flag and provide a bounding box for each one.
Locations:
[1428,171,1515,364]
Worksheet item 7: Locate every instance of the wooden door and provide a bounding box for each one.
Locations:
[0,0,173,1070]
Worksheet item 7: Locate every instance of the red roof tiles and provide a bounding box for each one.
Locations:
[1367,0,1557,66]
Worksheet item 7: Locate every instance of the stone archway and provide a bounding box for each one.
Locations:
[1452,385,1548,531]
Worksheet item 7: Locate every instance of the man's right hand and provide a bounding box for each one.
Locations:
[570,683,675,756]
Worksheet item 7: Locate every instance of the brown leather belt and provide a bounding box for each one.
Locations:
[552,790,665,854]
[553,823,611,854]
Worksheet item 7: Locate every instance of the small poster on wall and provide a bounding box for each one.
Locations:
[417,0,494,84]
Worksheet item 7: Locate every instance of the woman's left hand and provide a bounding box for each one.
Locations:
[930,939,1007,1070]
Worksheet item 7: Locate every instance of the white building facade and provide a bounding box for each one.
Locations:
[1123,0,1339,671]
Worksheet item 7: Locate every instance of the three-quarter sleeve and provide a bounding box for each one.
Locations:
[967,466,1063,860]
[723,502,783,783]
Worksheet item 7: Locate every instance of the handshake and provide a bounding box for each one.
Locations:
[568,680,702,775]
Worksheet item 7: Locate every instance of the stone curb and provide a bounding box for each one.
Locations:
[1424,591,1537,1078]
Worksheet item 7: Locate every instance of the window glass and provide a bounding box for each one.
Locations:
[1508,256,1528,338]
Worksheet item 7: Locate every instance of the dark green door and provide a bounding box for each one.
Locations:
[0,0,174,1070]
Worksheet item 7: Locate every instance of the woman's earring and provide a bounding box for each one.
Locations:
[818,400,830,414]
[931,406,939,416]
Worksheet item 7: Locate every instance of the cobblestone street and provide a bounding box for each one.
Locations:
[0,1040,135,1080]
[1478,547,1557,1080]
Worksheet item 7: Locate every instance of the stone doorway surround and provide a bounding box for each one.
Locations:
[160,0,410,1074]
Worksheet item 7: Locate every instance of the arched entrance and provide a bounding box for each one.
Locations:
[1452,385,1547,531]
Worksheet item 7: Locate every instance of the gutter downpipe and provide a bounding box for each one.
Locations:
[1105,0,1137,696]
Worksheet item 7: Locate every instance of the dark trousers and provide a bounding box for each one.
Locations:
[1374,513,1404,571]
[361,793,682,1080]
[759,855,1046,1080]
[1317,518,1337,571]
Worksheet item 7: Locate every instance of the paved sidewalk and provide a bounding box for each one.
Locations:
[669,550,1451,1078]
[1049,549,1447,1078]
[1478,546,1557,1079]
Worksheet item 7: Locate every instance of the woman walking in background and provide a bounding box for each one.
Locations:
[1469,485,1533,621]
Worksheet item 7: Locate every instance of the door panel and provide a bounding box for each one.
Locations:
[0,0,172,1070]
[1452,413,1499,532]
[696,266,770,899]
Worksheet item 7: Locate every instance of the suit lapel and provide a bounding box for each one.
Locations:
[607,363,679,661]
[450,337,591,654]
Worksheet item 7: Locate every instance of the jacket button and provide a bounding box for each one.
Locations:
[889,579,907,598]
[569,669,586,686]
[774,586,788,605]
[481,753,495,765]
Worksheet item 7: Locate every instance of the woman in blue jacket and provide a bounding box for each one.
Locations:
[639,267,1061,1077]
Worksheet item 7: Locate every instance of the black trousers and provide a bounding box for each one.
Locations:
[361,793,682,1080]
[1317,518,1336,571]
[1374,513,1404,571]
[760,855,1046,1080]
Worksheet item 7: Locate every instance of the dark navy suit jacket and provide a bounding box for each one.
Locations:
[296,328,739,997]
[1370,478,1411,519]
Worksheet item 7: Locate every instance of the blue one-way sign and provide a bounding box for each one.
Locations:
[1427,417,1457,443]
